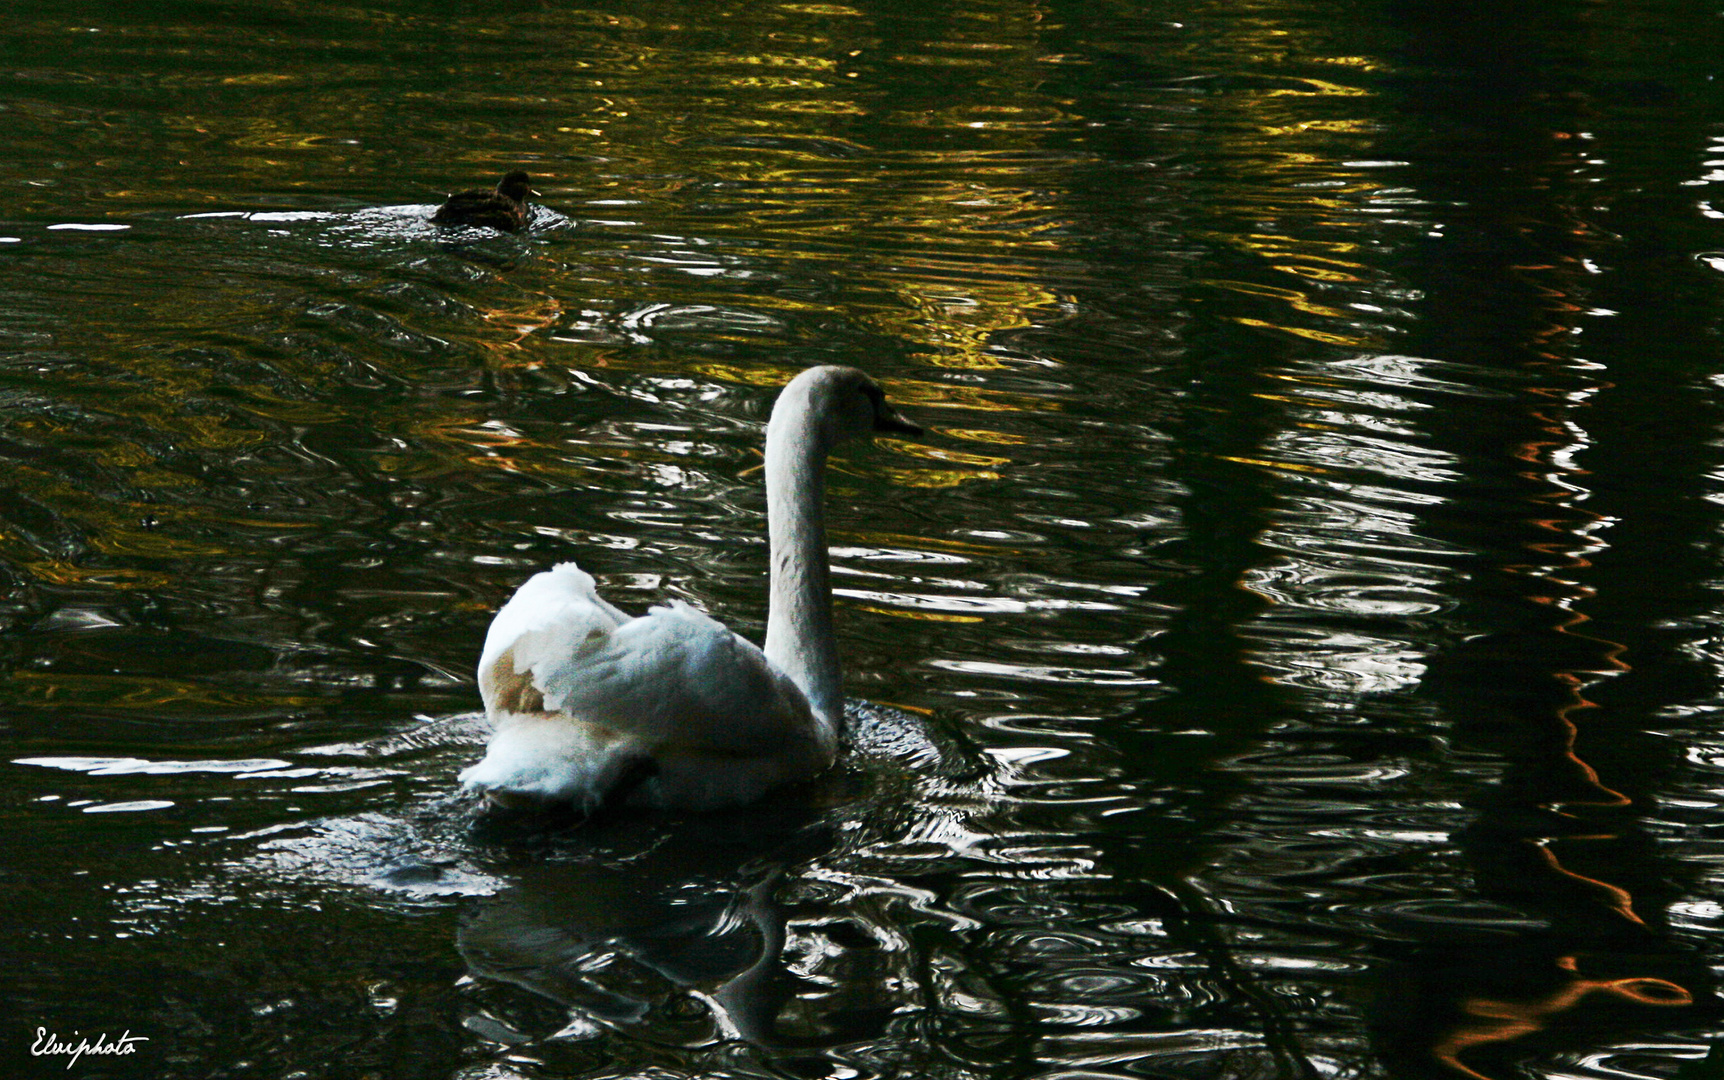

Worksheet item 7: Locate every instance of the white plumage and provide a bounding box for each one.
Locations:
[459,365,922,813]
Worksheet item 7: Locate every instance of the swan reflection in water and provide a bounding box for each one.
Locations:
[456,804,833,1047]
[243,704,951,1049]
[446,701,956,1052]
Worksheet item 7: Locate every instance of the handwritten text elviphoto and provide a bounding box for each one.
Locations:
[31,1028,148,1069]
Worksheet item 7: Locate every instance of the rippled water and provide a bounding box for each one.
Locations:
[7,1,1724,1078]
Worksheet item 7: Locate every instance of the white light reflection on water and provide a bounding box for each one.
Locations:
[1239,351,1468,699]
[16,756,296,776]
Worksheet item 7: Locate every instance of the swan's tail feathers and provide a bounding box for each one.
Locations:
[458,712,653,816]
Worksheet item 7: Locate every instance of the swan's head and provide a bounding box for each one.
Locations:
[774,365,923,453]
[496,171,538,201]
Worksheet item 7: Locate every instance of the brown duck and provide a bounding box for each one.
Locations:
[431,171,538,232]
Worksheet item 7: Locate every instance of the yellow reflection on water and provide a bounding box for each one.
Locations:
[220,73,299,86]
[781,4,864,15]
[875,464,995,490]
[91,528,229,560]
[942,428,1031,446]
[892,442,1009,470]
[838,530,1003,558]
[10,671,319,713]
[1234,317,1370,347]
[1220,454,1331,476]
[0,548,171,590]
[848,603,984,624]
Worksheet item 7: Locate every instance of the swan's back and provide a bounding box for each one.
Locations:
[462,563,835,813]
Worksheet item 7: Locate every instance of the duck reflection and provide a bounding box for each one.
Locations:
[456,804,833,1045]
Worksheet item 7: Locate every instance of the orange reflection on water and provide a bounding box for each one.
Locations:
[1530,838,1641,925]
[474,292,567,362]
[1549,686,1632,811]
[1433,955,1690,1080]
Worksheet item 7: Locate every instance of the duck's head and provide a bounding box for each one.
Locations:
[496,171,539,202]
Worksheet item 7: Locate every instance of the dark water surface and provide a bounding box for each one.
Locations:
[7,1,1724,1077]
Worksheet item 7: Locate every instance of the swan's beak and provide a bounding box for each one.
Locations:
[873,408,923,438]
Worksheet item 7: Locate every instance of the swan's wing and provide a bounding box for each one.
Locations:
[542,600,816,756]
[478,563,814,754]
[477,562,629,715]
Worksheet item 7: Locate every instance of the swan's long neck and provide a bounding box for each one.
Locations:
[762,391,842,730]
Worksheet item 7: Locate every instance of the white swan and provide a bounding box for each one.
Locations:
[459,365,922,813]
